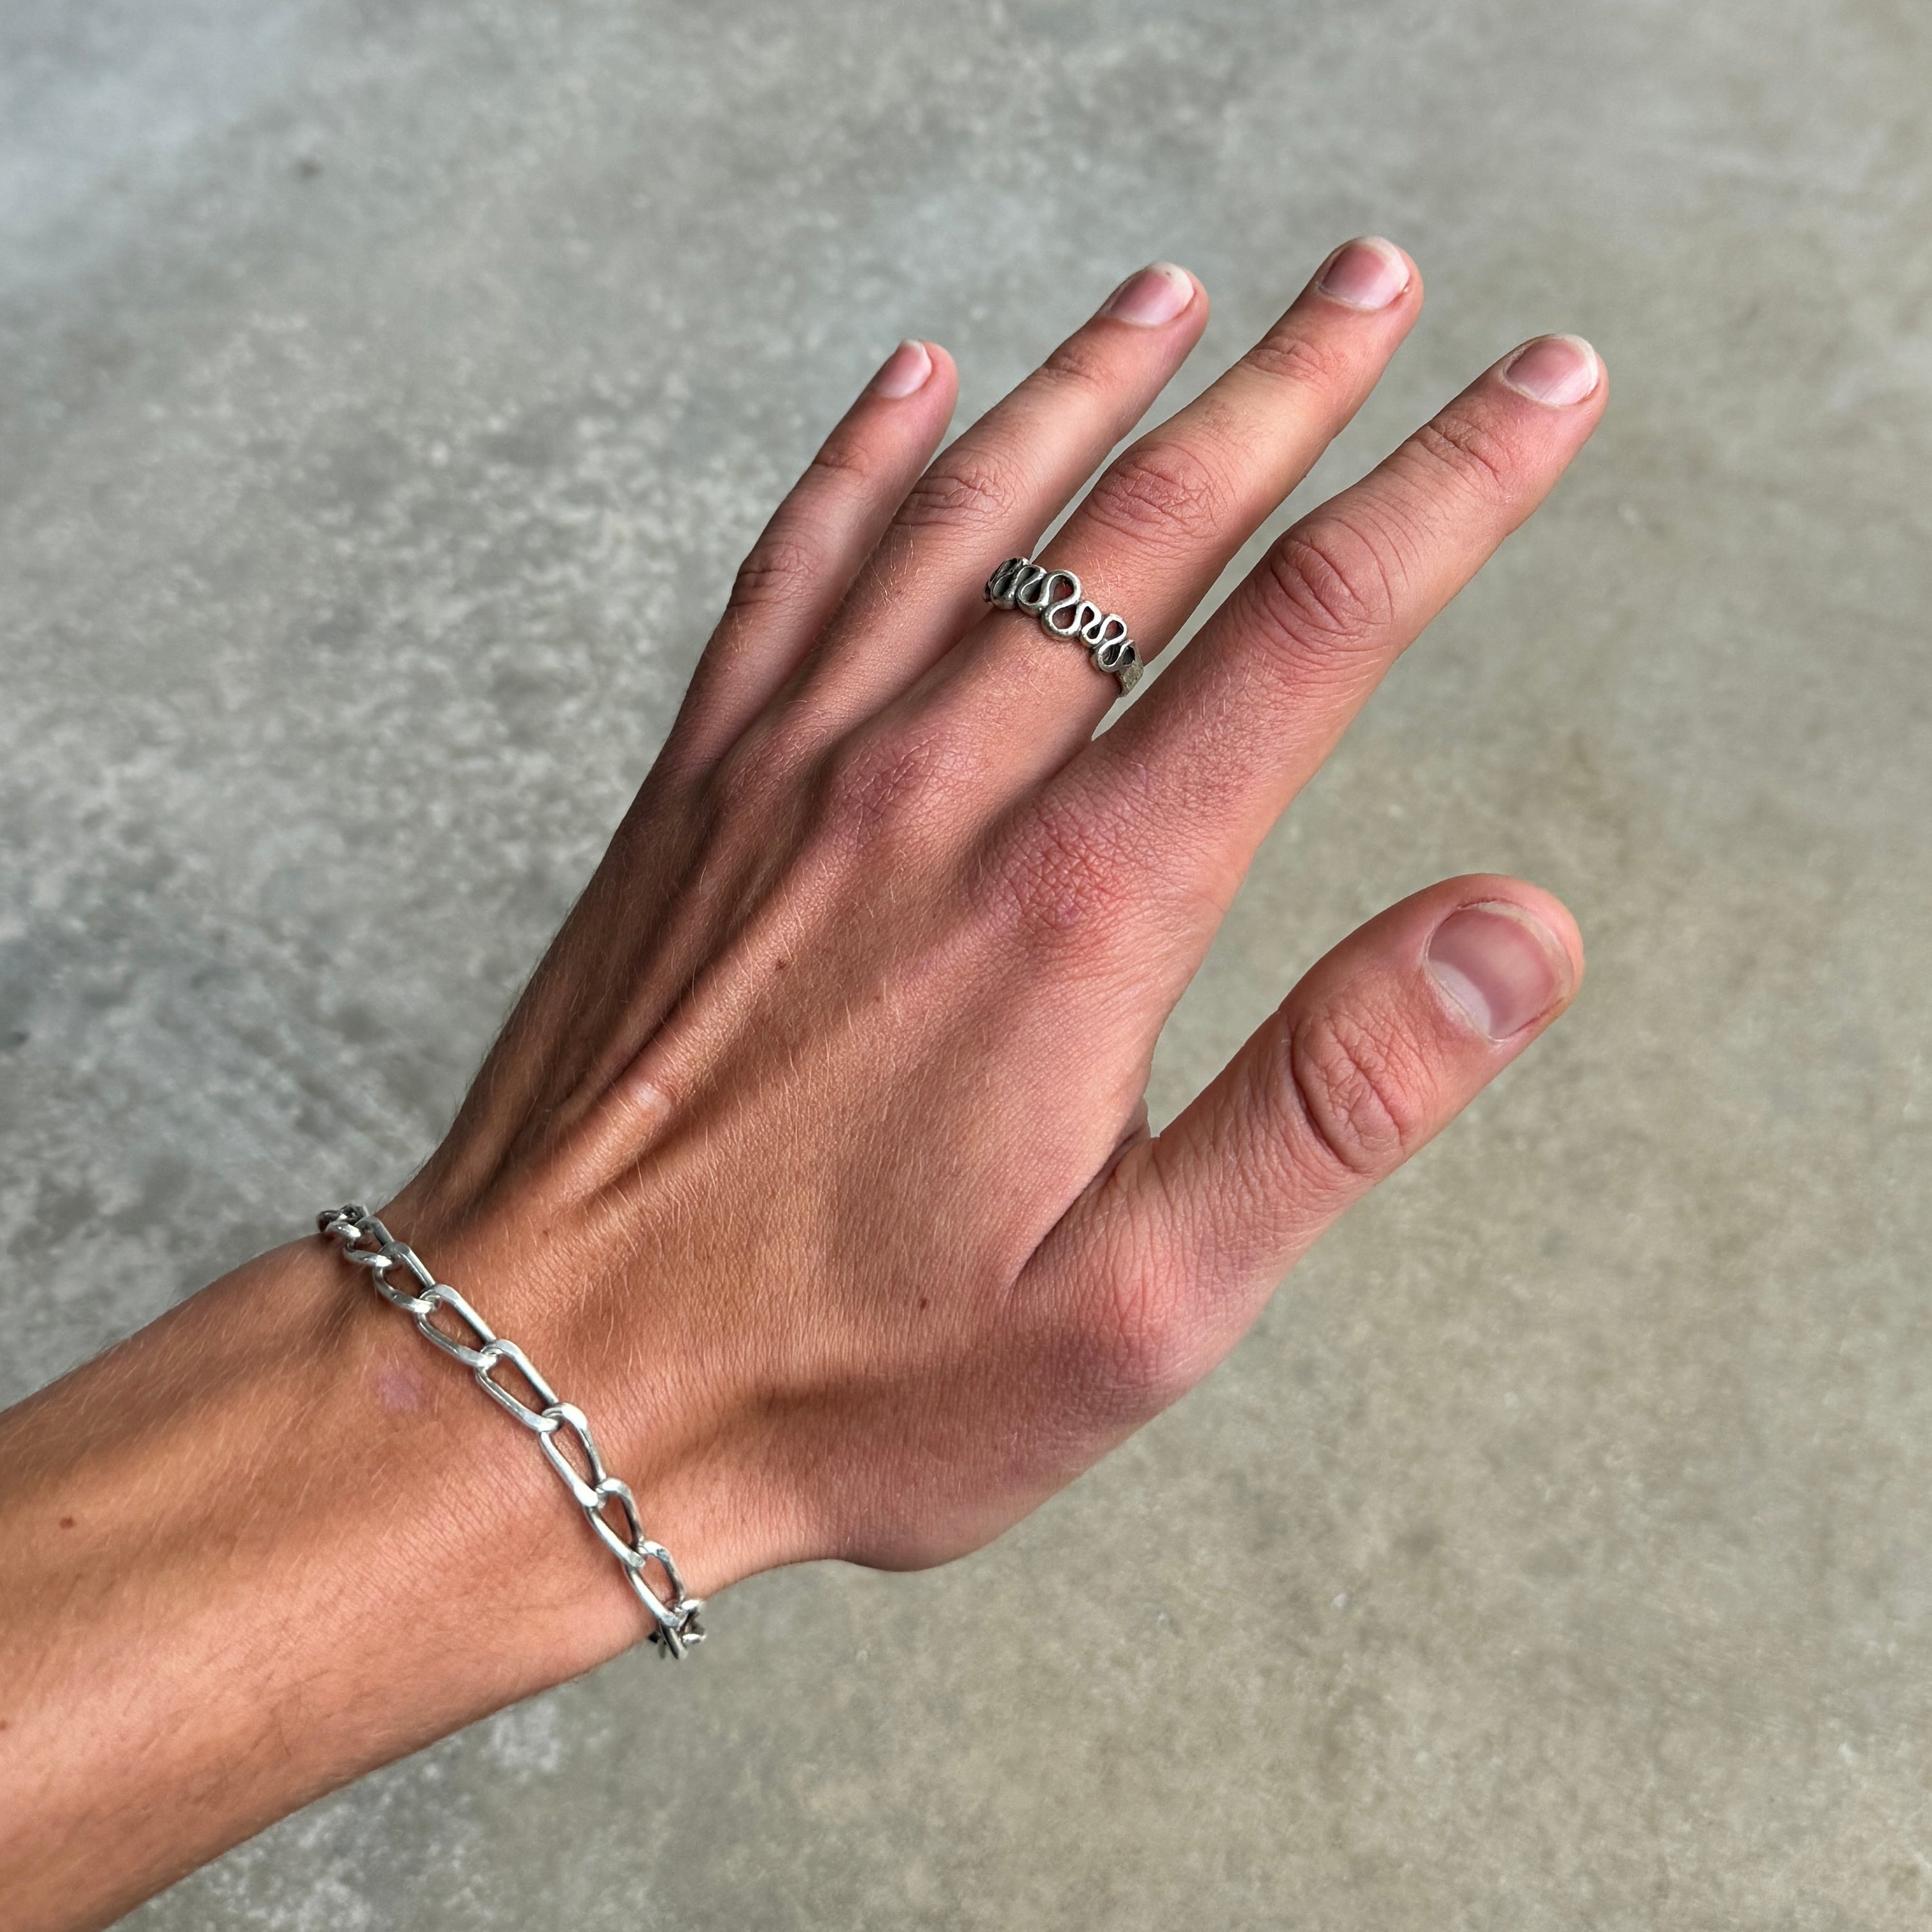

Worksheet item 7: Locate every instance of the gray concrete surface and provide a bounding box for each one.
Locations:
[5,0,1931,1924]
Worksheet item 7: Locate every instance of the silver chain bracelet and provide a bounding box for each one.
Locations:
[316,1206,706,1658]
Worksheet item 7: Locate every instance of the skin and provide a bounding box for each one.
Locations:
[0,240,1604,1931]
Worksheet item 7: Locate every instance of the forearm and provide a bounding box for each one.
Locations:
[0,1238,642,1932]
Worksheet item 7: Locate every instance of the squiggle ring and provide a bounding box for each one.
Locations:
[983,556,1144,694]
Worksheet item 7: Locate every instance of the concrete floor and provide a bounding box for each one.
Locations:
[5,0,1932,1924]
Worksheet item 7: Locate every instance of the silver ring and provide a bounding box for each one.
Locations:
[983,556,1143,694]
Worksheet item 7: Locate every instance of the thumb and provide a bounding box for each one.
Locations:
[1036,875,1583,1412]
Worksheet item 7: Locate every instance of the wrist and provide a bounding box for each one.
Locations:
[0,1233,674,1929]
[292,1225,679,1680]
[377,1169,797,1605]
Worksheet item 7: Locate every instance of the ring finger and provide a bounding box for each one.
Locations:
[784,262,1213,743]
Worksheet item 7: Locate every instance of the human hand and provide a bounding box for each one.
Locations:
[384,238,1603,1617]
[0,240,1606,1931]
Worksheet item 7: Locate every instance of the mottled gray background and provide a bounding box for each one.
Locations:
[5,0,1930,1924]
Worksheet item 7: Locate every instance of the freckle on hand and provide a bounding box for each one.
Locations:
[376,1365,427,1412]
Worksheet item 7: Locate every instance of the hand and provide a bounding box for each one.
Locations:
[0,240,1603,1931]
[390,240,1600,1595]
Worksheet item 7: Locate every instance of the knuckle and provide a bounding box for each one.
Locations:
[1096,1196,1200,1413]
[817,722,962,852]
[707,717,804,821]
[1285,1003,1430,1179]
[1052,1180,1198,1421]
[984,796,1133,954]
[1079,437,1232,558]
[1098,1267,1195,1413]
[725,530,824,618]
[802,430,878,489]
[895,453,1024,536]
[1242,327,1350,396]
[1403,410,1519,509]
[1253,514,1401,664]
[1037,332,1116,397]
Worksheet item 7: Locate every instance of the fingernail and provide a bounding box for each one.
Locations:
[1425,902,1571,1041]
[1499,334,1600,406]
[1314,236,1410,311]
[1102,262,1195,326]
[869,339,933,399]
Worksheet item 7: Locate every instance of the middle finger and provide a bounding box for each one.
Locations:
[928,236,1423,786]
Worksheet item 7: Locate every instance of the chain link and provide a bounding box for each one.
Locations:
[316,1204,706,1658]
